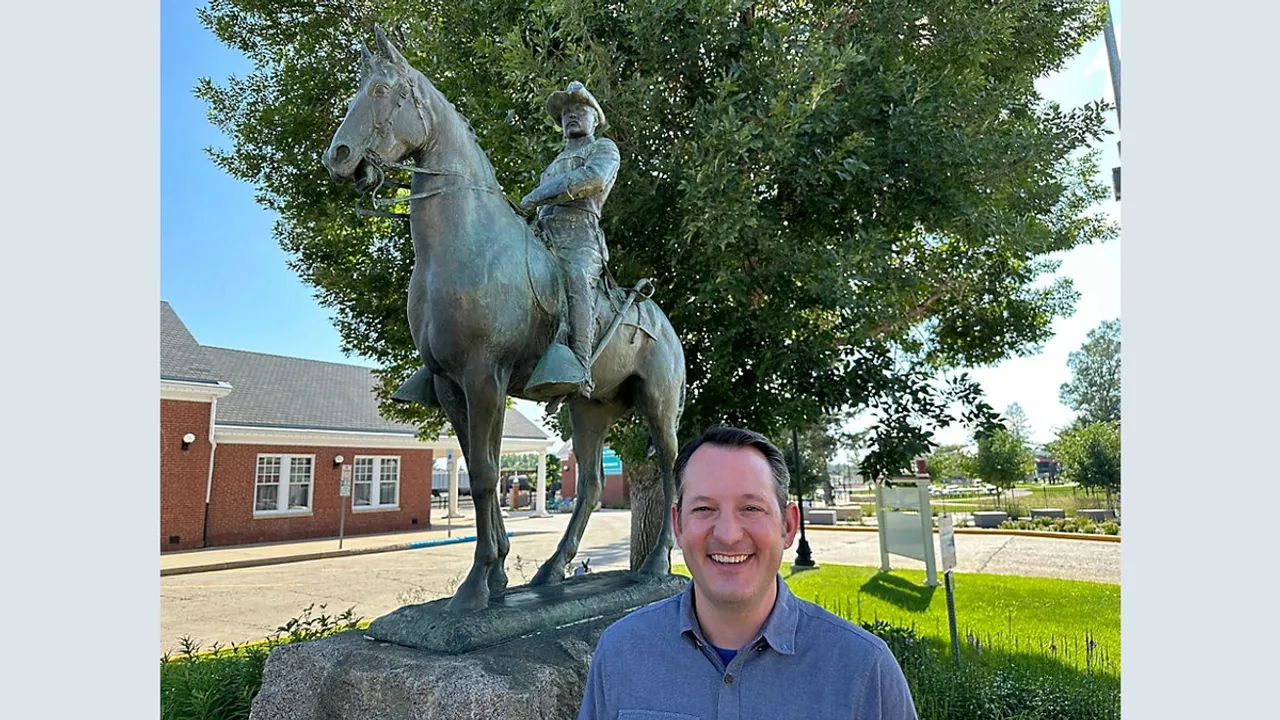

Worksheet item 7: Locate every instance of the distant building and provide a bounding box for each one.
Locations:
[160,302,554,551]
[558,443,631,507]
[1034,456,1062,482]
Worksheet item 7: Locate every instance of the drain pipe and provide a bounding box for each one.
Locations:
[201,397,219,548]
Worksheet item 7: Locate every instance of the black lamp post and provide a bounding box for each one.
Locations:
[792,427,815,569]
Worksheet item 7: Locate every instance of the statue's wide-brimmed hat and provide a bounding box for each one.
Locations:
[545,81,606,129]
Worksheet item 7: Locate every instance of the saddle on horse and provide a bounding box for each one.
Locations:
[389,275,656,408]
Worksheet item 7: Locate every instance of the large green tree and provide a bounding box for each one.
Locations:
[1059,318,1121,424]
[196,0,1115,490]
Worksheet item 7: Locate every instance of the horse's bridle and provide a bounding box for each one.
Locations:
[355,71,513,219]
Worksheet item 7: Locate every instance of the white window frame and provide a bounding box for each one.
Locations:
[352,455,401,511]
[253,454,315,516]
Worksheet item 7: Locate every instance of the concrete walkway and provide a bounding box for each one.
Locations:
[160,509,1118,654]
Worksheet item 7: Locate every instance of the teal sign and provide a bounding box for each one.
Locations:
[602,447,623,476]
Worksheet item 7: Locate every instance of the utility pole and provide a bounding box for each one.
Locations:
[1103,1,1121,201]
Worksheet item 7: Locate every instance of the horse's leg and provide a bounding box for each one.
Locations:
[445,369,509,614]
[488,472,509,597]
[530,397,626,585]
[432,373,509,595]
[636,377,682,578]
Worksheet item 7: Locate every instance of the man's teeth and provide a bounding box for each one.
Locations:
[711,554,750,564]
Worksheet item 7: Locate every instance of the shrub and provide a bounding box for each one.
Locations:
[1100,521,1120,535]
[857,621,1120,720]
[161,604,361,720]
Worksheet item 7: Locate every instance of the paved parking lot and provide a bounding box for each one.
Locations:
[160,509,1119,654]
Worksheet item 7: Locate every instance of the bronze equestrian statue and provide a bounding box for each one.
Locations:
[322,27,686,614]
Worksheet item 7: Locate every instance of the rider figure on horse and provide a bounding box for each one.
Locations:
[520,81,620,399]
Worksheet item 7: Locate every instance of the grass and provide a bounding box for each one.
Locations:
[163,567,1119,719]
[673,562,1119,673]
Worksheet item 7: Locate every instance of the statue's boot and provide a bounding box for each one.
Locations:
[391,366,440,408]
[524,343,588,401]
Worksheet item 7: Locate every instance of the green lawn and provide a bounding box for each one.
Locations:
[673,563,1119,673]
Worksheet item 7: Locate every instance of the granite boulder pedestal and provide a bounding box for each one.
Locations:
[249,571,686,720]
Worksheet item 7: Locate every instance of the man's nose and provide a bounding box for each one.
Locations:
[711,513,745,543]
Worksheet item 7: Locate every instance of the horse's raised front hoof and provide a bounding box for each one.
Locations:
[529,559,566,586]
[445,571,491,614]
[636,549,672,578]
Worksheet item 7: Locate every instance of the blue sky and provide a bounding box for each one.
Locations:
[161,1,1121,448]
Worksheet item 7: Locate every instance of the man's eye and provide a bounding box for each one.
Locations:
[692,506,713,513]
[743,506,763,513]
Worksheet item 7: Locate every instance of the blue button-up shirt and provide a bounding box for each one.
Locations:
[577,575,918,720]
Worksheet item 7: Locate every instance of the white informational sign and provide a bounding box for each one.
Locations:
[875,477,939,586]
[939,514,957,572]
[339,464,353,497]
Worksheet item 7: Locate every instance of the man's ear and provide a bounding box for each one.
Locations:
[782,502,800,549]
[671,502,683,549]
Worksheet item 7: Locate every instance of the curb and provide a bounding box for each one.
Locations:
[806,525,1121,543]
[161,531,518,577]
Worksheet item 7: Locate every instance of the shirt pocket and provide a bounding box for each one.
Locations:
[617,712,701,720]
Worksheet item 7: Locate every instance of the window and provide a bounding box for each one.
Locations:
[353,456,400,510]
[254,454,314,515]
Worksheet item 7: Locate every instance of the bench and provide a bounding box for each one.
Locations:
[973,511,1008,528]
[1030,508,1066,519]
[806,509,837,525]
[1076,509,1115,522]
[834,506,862,522]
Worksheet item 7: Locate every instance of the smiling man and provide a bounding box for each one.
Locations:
[577,426,918,720]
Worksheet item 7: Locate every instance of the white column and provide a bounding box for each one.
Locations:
[447,449,465,519]
[532,449,551,517]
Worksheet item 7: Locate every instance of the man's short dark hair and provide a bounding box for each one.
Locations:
[673,426,791,516]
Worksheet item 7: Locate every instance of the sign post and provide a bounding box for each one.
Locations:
[338,464,352,549]
[447,451,453,538]
[939,514,960,665]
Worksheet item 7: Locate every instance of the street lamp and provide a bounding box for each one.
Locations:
[792,428,816,569]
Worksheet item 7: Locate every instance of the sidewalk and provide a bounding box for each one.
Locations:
[159,510,556,577]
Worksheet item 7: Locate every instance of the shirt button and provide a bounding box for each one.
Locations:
[724,674,734,684]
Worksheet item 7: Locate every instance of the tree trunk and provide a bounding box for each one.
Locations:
[628,462,664,571]
[822,478,835,506]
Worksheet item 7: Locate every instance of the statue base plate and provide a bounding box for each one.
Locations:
[365,570,686,654]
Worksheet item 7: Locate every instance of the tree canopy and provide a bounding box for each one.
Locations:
[971,427,1034,497]
[196,0,1116,473]
[1059,318,1121,424]
[1050,420,1120,506]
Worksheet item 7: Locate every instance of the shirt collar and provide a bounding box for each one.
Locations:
[678,574,799,656]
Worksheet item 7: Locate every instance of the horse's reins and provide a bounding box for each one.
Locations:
[355,71,512,217]
[351,69,555,318]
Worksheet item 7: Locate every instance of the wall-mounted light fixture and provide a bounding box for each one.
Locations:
[333,454,345,467]
[181,433,196,451]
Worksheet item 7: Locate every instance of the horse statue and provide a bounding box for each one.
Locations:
[321,26,687,615]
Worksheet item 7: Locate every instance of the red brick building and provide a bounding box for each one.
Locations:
[558,445,631,507]
[160,302,554,552]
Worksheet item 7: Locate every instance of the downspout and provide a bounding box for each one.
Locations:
[201,397,218,548]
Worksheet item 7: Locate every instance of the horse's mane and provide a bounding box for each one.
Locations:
[408,67,503,189]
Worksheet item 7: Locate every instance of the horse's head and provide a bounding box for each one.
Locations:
[323,26,429,193]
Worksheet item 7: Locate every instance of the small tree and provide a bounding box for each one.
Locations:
[924,444,971,483]
[971,428,1034,506]
[1054,421,1121,510]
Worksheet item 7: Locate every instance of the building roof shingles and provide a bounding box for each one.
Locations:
[160,302,549,441]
